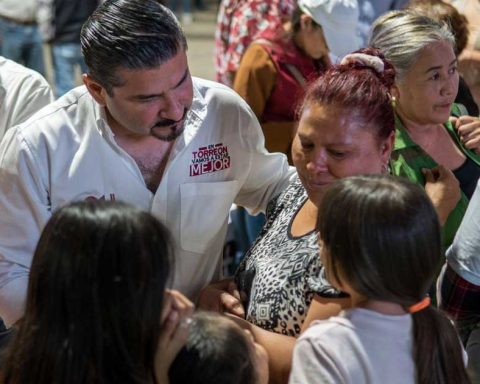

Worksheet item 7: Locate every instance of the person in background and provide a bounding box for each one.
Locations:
[290,175,469,384]
[167,0,193,24]
[0,0,45,76]
[215,0,298,262]
[440,179,480,382]
[0,55,54,140]
[0,0,293,327]
[448,0,480,110]
[0,201,194,384]
[356,0,408,46]
[407,0,479,116]
[233,0,359,161]
[169,311,269,384]
[38,0,101,97]
[214,0,296,87]
[370,10,480,248]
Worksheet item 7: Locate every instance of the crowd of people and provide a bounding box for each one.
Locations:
[0,0,479,383]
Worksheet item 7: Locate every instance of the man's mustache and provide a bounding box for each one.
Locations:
[154,109,188,128]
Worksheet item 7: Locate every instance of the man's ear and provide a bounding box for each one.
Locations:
[83,74,108,106]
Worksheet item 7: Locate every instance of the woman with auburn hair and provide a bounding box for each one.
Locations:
[0,201,193,384]
[201,46,458,383]
[202,47,397,383]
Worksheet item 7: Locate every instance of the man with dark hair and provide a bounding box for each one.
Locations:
[0,0,293,326]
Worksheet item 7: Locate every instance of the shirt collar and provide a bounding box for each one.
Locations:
[182,77,207,146]
[93,99,117,142]
[394,114,417,150]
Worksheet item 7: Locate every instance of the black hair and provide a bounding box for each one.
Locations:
[169,311,257,384]
[317,175,470,384]
[81,0,187,94]
[1,200,172,384]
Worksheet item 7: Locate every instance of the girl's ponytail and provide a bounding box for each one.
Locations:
[413,307,470,384]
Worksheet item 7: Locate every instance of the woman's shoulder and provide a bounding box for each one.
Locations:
[265,174,305,211]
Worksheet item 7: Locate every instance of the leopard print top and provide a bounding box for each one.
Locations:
[235,176,344,336]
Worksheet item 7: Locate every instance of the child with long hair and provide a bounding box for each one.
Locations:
[289,175,469,384]
[0,200,193,384]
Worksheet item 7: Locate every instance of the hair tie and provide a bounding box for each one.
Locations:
[340,53,385,74]
[408,296,430,313]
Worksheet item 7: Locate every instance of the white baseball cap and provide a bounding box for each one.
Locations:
[298,0,360,60]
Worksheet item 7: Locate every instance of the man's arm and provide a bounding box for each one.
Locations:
[233,108,295,214]
[0,127,51,325]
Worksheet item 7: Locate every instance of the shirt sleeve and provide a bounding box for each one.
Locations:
[447,179,480,286]
[6,72,54,133]
[0,127,51,326]
[289,335,344,384]
[234,144,295,215]
[233,43,277,120]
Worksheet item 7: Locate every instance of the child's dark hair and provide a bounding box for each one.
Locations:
[169,311,257,384]
[299,47,395,143]
[1,200,172,384]
[317,175,470,384]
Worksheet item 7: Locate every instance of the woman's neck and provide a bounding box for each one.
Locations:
[290,198,318,237]
[396,108,443,137]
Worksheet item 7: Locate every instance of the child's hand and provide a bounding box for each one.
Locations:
[155,289,194,382]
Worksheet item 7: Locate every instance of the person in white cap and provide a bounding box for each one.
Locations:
[232,0,360,164]
[298,0,361,62]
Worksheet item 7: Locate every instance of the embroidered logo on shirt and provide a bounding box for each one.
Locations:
[190,143,231,176]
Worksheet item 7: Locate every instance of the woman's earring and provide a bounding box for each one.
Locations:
[391,96,396,108]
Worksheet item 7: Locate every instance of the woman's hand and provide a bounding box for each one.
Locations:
[452,116,480,154]
[155,290,194,383]
[197,278,245,317]
[423,165,461,225]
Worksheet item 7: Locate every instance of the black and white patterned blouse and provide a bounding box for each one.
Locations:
[235,176,344,336]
